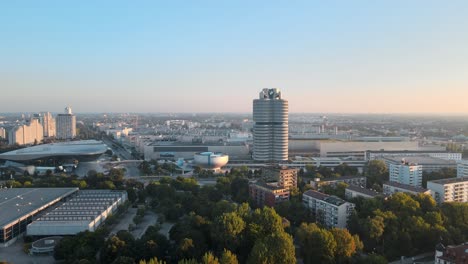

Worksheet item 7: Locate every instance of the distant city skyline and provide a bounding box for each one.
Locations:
[1,1,468,114]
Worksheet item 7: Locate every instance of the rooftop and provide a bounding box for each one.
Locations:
[383,181,429,193]
[346,185,380,197]
[0,188,79,228]
[0,140,107,161]
[428,177,468,185]
[384,156,457,165]
[303,190,348,206]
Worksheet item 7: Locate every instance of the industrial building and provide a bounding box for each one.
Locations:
[143,141,249,161]
[27,190,127,236]
[382,156,457,172]
[303,190,355,228]
[252,88,289,161]
[287,157,367,173]
[366,150,462,161]
[0,188,78,247]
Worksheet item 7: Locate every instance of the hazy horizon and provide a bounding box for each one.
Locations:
[2,1,468,114]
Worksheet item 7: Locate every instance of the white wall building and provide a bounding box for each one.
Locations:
[56,106,76,140]
[389,161,423,187]
[0,127,5,140]
[456,160,468,178]
[303,190,355,228]
[427,177,468,204]
[8,119,44,146]
[42,112,56,138]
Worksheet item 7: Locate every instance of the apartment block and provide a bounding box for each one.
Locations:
[427,177,468,204]
[302,190,355,228]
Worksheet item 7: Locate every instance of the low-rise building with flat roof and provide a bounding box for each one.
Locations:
[383,181,430,196]
[249,181,290,207]
[0,187,78,247]
[27,190,127,236]
[310,175,367,189]
[345,185,381,200]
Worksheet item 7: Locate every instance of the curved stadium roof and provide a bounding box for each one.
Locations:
[0,140,108,161]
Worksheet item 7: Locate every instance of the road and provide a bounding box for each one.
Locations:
[101,137,134,160]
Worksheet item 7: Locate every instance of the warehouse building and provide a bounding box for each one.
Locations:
[0,187,78,247]
[27,190,127,236]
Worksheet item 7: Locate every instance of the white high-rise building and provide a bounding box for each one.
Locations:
[457,160,468,178]
[253,88,288,161]
[56,106,76,140]
[42,112,56,138]
[303,190,355,228]
[389,160,423,187]
[427,177,468,204]
[8,119,44,146]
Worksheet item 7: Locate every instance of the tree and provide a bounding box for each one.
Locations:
[296,223,336,264]
[366,160,388,187]
[331,228,357,261]
[212,212,245,251]
[201,252,219,264]
[220,249,239,264]
[247,232,295,264]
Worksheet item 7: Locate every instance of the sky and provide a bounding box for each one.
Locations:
[1,1,468,114]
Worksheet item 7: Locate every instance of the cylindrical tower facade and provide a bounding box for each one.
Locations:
[253,88,288,161]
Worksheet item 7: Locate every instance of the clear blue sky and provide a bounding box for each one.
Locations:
[1,1,468,113]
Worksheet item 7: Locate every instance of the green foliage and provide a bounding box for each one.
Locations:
[219,249,239,264]
[54,230,107,262]
[212,212,245,251]
[247,232,295,264]
[365,160,388,187]
[296,223,337,264]
[201,252,219,264]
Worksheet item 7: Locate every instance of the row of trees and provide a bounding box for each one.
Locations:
[348,192,468,260]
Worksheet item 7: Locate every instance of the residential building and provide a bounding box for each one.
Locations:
[427,177,468,204]
[8,119,44,146]
[42,112,56,138]
[56,106,76,140]
[310,176,367,189]
[0,127,5,140]
[383,181,430,196]
[457,160,468,178]
[253,88,288,161]
[249,181,290,207]
[389,160,423,187]
[249,166,297,207]
[345,185,381,200]
[302,190,355,228]
[435,242,468,264]
[262,166,298,189]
